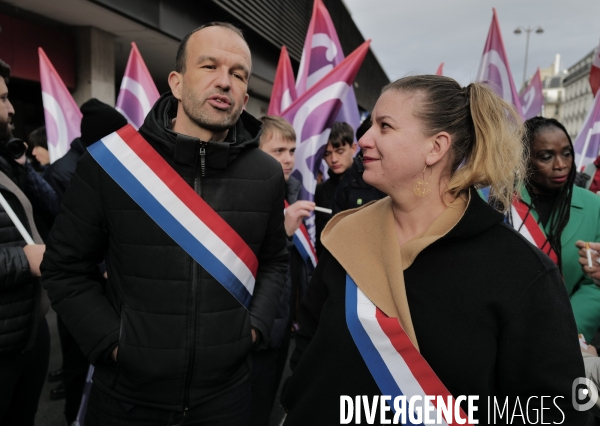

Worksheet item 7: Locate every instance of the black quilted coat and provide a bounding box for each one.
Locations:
[0,177,41,356]
[41,94,288,410]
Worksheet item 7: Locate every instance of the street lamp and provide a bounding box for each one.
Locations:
[514,26,544,86]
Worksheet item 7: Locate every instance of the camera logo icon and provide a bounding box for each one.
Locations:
[572,378,599,411]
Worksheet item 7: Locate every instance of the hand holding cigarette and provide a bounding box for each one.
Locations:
[576,240,600,282]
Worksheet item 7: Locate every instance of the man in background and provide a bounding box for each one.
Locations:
[314,121,356,256]
[252,116,314,425]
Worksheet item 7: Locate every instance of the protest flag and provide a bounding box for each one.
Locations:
[436,63,444,76]
[519,67,544,120]
[296,0,361,133]
[476,8,524,117]
[574,91,600,170]
[116,42,160,129]
[282,40,370,241]
[38,47,82,163]
[590,40,600,97]
[268,46,297,116]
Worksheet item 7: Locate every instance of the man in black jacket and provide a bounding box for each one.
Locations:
[0,58,53,425]
[42,22,288,425]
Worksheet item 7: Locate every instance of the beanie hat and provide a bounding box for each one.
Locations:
[80,99,128,147]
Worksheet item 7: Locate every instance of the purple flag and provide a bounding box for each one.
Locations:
[519,68,544,120]
[296,0,361,134]
[476,9,524,118]
[268,46,297,116]
[116,42,160,130]
[283,41,370,241]
[39,47,82,163]
[574,91,600,170]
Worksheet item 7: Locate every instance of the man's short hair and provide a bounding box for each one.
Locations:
[0,59,10,84]
[175,22,247,73]
[328,122,354,148]
[260,116,296,146]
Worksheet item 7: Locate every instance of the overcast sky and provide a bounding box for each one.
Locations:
[343,0,600,88]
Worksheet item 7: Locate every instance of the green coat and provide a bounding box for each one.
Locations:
[520,186,600,341]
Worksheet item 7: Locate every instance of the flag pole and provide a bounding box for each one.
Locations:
[0,193,34,244]
[577,128,593,171]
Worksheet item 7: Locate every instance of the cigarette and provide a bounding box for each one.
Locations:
[586,242,594,268]
[314,206,333,214]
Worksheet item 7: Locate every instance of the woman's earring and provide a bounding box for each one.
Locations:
[414,164,432,197]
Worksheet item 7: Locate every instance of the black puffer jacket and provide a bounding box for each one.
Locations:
[41,93,288,410]
[0,172,41,357]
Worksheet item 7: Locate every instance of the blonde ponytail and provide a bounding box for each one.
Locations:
[383,76,525,212]
[448,83,525,211]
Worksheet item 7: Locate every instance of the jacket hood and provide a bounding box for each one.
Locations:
[139,92,262,171]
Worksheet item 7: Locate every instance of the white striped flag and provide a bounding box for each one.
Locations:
[476,8,524,118]
[574,90,600,170]
[283,40,370,242]
[116,42,160,130]
[268,46,297,116]
[296,0,361,135]
[38,47,82,163]
[519,67,544,120]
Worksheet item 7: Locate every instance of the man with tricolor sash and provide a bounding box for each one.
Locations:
[42,22,288,425]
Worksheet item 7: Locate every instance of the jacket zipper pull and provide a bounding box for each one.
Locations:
[199,144,206,177]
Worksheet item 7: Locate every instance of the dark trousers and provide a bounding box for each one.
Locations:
[57,316,89,423]
[0,318,50,426]
[85,381,251,426]
[249,328,291,426]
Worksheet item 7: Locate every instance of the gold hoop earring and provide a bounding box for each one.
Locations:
[413,163,432,197]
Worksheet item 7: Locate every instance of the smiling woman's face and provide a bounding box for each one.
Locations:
[530,128,573,193]
[358,90,430,195]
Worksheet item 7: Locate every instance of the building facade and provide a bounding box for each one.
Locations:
[0,0,389,141]
[562,48,595,139]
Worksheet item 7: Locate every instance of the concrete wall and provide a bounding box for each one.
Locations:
[73,26,115,106]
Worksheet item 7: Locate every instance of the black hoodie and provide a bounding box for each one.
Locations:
[42,93,288,410]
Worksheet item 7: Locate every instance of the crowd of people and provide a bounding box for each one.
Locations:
[1,20,600,426]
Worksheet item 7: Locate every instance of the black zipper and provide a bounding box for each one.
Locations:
[199,143,207,178]
[183,147,204,411]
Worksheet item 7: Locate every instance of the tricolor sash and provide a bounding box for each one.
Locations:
[511,197,558,264]
[284,200,317,270]
[345,275,472,425]
[88,124,259,309]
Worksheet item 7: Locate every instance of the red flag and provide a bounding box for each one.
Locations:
[590,40,600,97]
[436,63,444,76]
[476,8,524,117]
[268,46,297,116]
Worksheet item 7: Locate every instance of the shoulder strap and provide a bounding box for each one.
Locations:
[510,197,558,264]
[345,275,474,425]
[88,124,258,309]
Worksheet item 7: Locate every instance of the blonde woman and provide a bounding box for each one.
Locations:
[282,76,586,425]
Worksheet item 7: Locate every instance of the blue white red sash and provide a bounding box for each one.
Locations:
[511,197,558,264]
[284,200,317,270]
[345,275,472,425]
[88,124,258,309]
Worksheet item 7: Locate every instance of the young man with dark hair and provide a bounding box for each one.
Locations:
[314,121,356,256]
[42,23,288,425]
[332,115,386,215]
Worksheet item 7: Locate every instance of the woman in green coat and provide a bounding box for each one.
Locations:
[514,117,600,342]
